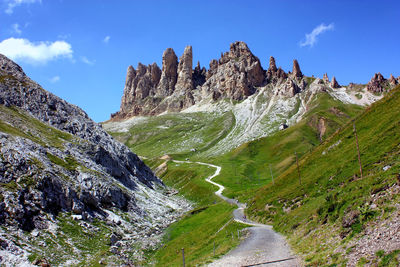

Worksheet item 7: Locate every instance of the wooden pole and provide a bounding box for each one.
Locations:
[353,123,363,179]
[213,241,215,257]
[182,248,185,267]
[237,229,240,239]
[269,164,274,185]
[295,151,301,186]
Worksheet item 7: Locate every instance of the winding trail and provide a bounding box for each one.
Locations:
[173,160,301,267]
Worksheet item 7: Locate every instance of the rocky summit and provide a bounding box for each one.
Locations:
[111,41,398,120]
[0,54,190,265]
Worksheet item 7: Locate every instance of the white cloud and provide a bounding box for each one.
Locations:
[49,75,60,83]
[300,23,334,47]
[5,0,41,14]
[11,23,22,35]
[81,56,95,65]
[103,36,110,44]
[0,38,73,64]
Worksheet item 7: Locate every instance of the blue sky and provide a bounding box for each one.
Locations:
[0,0,399,122]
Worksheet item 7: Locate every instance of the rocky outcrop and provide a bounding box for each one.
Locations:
[389,74,398,86]
[323,73,329,83]
[175,46,193,91]
[0,54,191,264]
[331,76,340,88]
[292,59,303,78]
[111,41,397,119]
[156,48,178,97]
[367,73,387,93]
[202,41,265,101]
[193,61,206,88]
[119,63,162,117]
[280,79,300,97]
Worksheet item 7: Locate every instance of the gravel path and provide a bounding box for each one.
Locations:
[173,160,301,267]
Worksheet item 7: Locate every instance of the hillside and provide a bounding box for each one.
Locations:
[247,85,400,265]
[0,54,190,265]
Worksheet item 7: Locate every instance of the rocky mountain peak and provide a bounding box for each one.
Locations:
[292,59,303,78]
[202,41,265,101]
[0,54,27,81]
[330,76,340,88]
[367,72,386,93]
[157,48,178,96]
[389,74,398,86]
[176,45,193,91]
[323,73,329,83]
[268,56,277,72]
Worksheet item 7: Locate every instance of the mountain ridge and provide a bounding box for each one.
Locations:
[0,54,191,265]
[111,41,399,120]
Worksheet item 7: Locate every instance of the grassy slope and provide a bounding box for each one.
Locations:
[246,86,400,265]
[110,111,235,158]
[209,92,363,202]
[107,92,365,265]
[143,159,247,266]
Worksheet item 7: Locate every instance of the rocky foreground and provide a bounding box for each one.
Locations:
[0,54,191,265]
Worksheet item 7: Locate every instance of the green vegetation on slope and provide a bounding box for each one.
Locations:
[246,86,400,265]
[143,160,247,266]
[211,92,363,202]
[109,111,235,158]
[0,105,74,149]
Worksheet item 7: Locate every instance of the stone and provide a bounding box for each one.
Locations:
[202,41,265,101]
[367,73,386,93]
[389,74,397,86]
[175,45,193,92]
[156,48,178,97]
[292,59,303,78]
[280,79,300,97]
[266,56,277,79]
[323,73,329,83]
[330,76,340,88]
[193,61,206,88]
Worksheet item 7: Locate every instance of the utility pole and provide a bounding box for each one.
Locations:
[213,241,215,257]
[269,164,274,185]
[353,123,363,179]
[295,151,301,186]
[182,248,185,267]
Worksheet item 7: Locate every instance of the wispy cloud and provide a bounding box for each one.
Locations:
[81,56,95,65]
[300,23,334,48]
[0,37,73,64]
[5,0,41,14]
[103,35,110,44]
[49,75,60,83]
[11,23,22,35]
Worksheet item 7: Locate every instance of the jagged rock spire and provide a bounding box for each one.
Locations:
[323,73,329,83]
[292,59,303,78]
[330,76,340,88]
[176,45,193,91]
[389,74,398,85]
[268,56,277,72]
[157,48,178,96]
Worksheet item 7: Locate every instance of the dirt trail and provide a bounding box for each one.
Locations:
[173,160,301,266]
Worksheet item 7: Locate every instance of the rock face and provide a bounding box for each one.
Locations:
[0,54,190,264]
[367,73,387,93]
[157,48,178,96]
[389,74,398,86]
[111,41,398,119]
[292,59,303,78]
[176,46,193,91]
[323,73,329,83]
[119,63,162,117]
[331,76,340,88]
[193,61,206,88]
[202,41,265,101]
